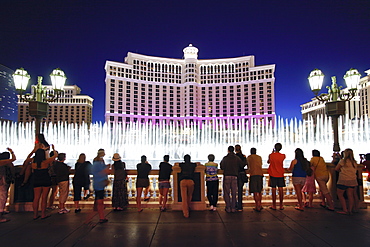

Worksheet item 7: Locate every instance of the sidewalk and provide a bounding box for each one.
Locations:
[0,204,369,247]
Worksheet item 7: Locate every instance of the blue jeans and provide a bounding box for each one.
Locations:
[223,176,237,211]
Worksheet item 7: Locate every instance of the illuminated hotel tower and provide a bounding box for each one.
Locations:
[105,44,276,127]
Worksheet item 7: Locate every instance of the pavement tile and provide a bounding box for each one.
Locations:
[0,206,369,247]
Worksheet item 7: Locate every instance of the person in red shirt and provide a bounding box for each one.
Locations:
[267,143,286,210]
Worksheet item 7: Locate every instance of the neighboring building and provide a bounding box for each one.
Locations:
[301,69,370,121]
[0,64,17,122]
[359,69,370,117]
[104,44,276,127]
[18,85,93,125]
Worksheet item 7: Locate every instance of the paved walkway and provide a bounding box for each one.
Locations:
[0,205,369,247]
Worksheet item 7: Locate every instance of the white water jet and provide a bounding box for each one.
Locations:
[1,116,370,169]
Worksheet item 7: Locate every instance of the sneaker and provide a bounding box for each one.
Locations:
[83,194,91,200]
[213,207,217,211]
[209,205,214,211]
[75,208,81,213]
[58,208,70,214]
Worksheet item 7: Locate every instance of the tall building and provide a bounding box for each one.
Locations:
[358,69,370,116]
[301,69,370,121]
[105,44,276,127]
[0,64,17,122]
[18,85,94,125]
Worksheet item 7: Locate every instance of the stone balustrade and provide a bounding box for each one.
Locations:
[9,163,369,211]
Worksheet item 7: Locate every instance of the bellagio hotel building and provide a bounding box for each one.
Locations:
[105,44,276,127]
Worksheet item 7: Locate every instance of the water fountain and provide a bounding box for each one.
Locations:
[1,115,370,168]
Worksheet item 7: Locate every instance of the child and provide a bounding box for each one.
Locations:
[205,154,219,211]
[302,164,316,208]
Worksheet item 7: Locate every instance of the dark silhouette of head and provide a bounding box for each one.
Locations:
[312,149,320,157]
[250,148,257,155]
[228,146,234,153]
[141,155,147,163]
[208,154,215,162]
[184,154,191,163]
[58,153,66,161]
[163,155,169,162]
[274,143,282,152]
[235,144,242,153]
[0,152,10,160]
[366,153,370,161]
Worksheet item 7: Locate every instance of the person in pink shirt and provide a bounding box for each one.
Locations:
[267,143,286,210]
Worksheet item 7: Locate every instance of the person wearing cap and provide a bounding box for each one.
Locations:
[91,149,110,223]
[112,153,128,211]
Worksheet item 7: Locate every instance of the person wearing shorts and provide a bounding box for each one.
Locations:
[53,153,71,214]
[335,148,358,215]
[289,148,311,211]
[91,149,109,223]
[247,148,263,212]
[136,155,152,212]
[267,143,286,210]
[158,155,172,212]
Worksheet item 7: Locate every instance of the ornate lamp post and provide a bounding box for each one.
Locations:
[13,68,67,137]
[308,68,361,152]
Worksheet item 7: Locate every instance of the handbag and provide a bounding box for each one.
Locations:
[239,171,249,183]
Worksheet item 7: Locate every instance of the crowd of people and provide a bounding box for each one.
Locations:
[0,135,369,223]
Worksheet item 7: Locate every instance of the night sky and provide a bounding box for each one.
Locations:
[1,0,369,123]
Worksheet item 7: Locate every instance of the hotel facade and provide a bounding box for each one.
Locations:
[18,85,93,125]
[105,44,276,127]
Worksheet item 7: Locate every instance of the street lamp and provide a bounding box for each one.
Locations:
[13,68,67,137]
[308,68,361,152]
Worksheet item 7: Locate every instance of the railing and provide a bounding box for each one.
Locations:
[9,165,370,210]
[65,170,370,203]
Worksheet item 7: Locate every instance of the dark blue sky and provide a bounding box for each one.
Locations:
[1,0,369,122]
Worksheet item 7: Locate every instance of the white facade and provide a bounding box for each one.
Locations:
[301,69,370,121]
[105,44,276,127]
[18,85,93,125]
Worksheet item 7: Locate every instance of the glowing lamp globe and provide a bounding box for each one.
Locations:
[13,68,30,91]
[50,68,67,91]
[343,68,360,90]
[308,69,324,93]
